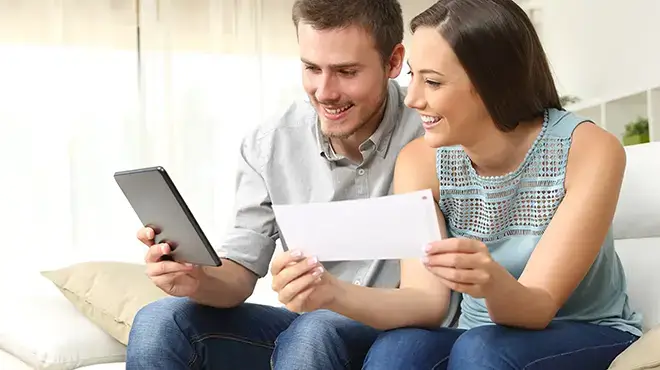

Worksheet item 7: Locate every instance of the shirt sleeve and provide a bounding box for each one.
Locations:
[219,131,278,278]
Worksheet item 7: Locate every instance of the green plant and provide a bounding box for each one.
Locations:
[560,95,580,106]
[622,116,649,146]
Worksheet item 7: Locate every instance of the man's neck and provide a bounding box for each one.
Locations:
[330,95,388,163]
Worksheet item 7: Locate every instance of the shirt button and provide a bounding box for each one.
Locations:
[357,169,365,175]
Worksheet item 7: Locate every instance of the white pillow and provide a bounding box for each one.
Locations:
[0,273,126,370]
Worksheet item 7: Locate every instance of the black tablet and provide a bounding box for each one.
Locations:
[114,166,222,266]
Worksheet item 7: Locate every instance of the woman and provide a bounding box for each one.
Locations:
[370,0,643,368]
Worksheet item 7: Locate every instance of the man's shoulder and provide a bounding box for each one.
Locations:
[241,98,317,162]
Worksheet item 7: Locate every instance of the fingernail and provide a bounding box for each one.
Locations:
[421,256,429,264]
[184,263,193,268]
[313,266,324,276]
[291,250,303,258]
[307,256,318,266]
[161,244,168,254]
[423,244,431,253]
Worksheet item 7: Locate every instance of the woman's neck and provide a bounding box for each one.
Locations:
[463,116,545,177]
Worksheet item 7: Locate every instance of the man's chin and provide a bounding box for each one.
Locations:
[321,127,354,139]
[319,120,358,139]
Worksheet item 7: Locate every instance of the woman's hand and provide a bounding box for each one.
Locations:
[422,238,504,298]
[270,250,339,313]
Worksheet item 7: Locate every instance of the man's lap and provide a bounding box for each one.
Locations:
[127,297,299,369]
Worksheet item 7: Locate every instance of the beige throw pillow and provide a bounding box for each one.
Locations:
[609,325,660,370]
[41,261,168,346]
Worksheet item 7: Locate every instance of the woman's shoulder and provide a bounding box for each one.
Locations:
[393,137,441,198]
[565,120,626,191]
[397,136,438,169]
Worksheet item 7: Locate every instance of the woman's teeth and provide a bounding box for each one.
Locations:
[421,115,441,124]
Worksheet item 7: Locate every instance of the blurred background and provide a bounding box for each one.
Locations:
[0,0,658,286]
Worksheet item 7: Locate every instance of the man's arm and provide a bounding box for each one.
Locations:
[325,138,452,330]
[190,131,278,308]
[190,259,258,307]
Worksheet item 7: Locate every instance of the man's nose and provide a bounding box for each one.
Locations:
[315,74,341,103]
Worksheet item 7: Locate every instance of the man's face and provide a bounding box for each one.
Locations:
[297,23,393,139]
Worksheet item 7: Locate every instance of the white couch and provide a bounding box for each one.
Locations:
[1,142,658,370]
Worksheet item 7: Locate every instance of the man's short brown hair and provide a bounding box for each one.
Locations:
[292,0,404,63]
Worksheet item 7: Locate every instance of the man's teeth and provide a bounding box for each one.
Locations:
[324,105,352,115]
[421,115,441,123]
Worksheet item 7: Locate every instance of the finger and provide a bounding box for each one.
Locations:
[427,266,489,285]
[137,227,156,246]
[271,256,321,292]
[270,250,307,276]
[270,249,308,275]
[145,243,170,263]
[423,252,481,269]
[285,284,317,313]
[278,266,324,305]
[145,260,194,277]
[425,238,481,255]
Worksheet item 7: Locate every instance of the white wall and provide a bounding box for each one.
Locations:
[540,0,660,102]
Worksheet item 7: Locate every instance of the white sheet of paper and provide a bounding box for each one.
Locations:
[272,189,441,261]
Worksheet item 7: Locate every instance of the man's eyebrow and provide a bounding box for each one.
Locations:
[301,58,362,69]
[406,60,444,76]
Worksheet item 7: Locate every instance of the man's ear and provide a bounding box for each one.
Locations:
[386,43,406,79]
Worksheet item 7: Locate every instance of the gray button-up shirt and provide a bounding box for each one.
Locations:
[219,79,424,289]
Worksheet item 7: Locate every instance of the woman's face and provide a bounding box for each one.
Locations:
[404,27,491,148]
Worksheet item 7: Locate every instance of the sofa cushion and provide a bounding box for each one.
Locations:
[614,237,660,331]
[0,273,127,370]
[613,143,660,240]
[608,325,660,370]
[41,261,168,346]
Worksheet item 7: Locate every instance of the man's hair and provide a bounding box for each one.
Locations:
[292,0,404,63]
[410,0,561,132]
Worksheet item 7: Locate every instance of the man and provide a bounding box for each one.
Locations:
[126,0,456,369]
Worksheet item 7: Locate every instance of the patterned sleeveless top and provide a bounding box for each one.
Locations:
[436,108,643,336]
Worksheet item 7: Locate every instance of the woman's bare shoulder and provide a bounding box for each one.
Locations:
[393,137,439,197]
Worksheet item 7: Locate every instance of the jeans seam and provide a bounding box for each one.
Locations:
[431,356,449,370]
[191,333,276,350]
[187,351,199,369]
[522,339,637,369]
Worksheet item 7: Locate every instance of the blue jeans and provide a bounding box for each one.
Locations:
[126,297,637,369]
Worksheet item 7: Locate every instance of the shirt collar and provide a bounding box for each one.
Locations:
[315,79,403,161]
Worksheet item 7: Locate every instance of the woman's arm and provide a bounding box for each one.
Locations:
[483,123,627,329]
[325,137,453,330]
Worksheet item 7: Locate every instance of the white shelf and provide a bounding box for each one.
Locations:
[567,86,660,144]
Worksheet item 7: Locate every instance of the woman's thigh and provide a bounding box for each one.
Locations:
[362,327,466,370]
[448,321,639,370]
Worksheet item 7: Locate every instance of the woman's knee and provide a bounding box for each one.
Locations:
[448,325,510,369]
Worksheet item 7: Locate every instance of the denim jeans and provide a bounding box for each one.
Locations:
[126,296,638,370]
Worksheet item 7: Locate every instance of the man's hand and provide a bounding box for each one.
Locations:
[138,227,205,297]
[270,250,337,312]
[422,238,505,299]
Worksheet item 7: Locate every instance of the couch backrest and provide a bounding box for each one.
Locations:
[612,142,660,332]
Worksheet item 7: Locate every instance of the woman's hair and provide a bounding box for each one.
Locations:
[410,0,561,132]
